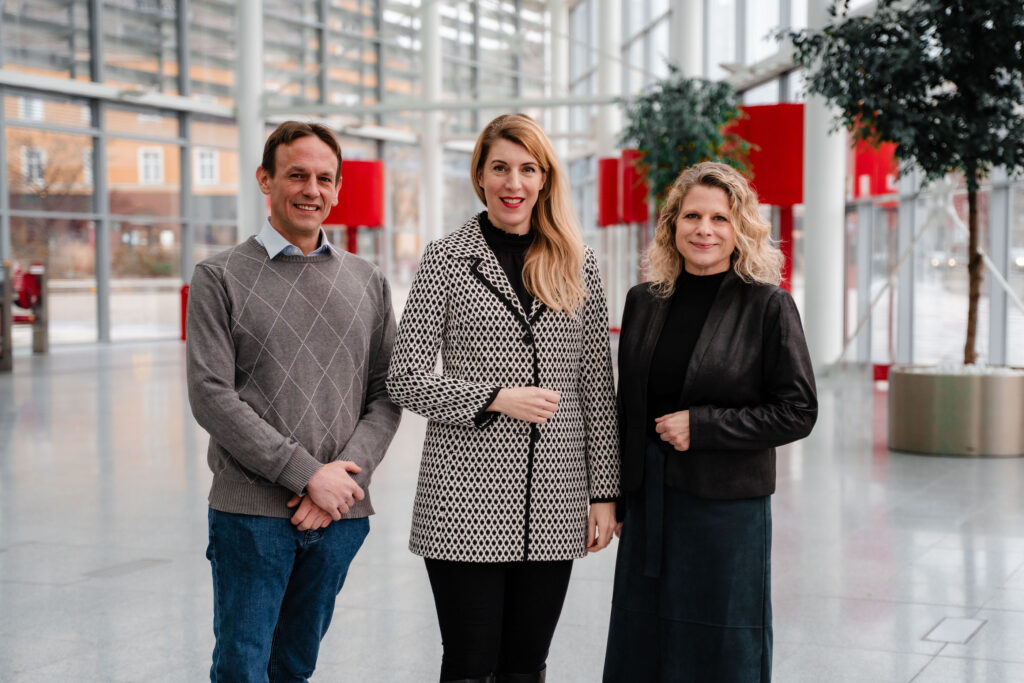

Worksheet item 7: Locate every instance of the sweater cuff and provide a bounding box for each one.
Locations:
[276,451,324,495]
[473,387,502,428]
[590,496,619,504]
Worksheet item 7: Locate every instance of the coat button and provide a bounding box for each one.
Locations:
[522,331,534,345]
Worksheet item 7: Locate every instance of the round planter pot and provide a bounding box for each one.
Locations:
[888,366,1024,457]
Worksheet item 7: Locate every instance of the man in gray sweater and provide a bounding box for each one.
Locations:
[187,120,401,682]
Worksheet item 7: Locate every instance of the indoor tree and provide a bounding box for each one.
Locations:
[619,67,749,206]
[788,0,1024,364]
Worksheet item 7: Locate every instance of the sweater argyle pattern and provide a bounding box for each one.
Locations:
[387,216,620,562]
[187,237,400,519]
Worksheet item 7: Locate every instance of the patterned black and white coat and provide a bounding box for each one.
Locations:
[387,214,620,563]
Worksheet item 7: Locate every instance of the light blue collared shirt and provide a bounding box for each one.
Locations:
[254,219,333,259]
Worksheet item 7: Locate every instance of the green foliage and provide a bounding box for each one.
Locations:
[788,0,1024,192]
[788,0,1024,364]
[619,67,749,205]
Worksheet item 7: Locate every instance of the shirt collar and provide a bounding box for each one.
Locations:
[255,219,332,259]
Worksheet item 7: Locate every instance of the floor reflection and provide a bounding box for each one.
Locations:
[1,346,1022,681]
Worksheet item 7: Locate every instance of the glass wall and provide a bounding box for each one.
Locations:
[189,2,236,104]
[706,0,737,81]
[912,183,990,364]
[103,104,182,340]
[746,0,781,64]
[839,176,1024,368]
[5,90,99,343]
[103,1,181,94]
[386,143,422,287]
[1,0,550,343]
[0,1,92,80]
[1009,185,1024,367]
[191,114,239,265]
[0,1,239,343]
[3,0,1020,362]
[619,0,670,96]
[568,0,597,139]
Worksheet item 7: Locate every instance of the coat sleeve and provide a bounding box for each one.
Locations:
[688,288,818,451]
[386,241,501,428]
[186,262,322,495]
[338,272,403,490]
[579,248,621,500]
[614,285,638,451]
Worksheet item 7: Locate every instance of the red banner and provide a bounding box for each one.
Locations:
[597,157,620,227]
[325,159,386,228]
[620,149,649,223]
[733,103,804,206]
[852,139,898,198]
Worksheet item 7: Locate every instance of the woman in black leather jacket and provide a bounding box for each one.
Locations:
[603,162,817,682]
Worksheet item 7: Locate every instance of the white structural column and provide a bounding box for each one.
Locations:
[597,0,624,322]
[801,0,847,371]
[237,1,265,238]
[421,0,445,244]
[987,167,1010,365]
[670,0,703,76]
[596,0,621,157]
[549,0,570,158]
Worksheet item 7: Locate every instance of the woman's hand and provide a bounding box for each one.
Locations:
[586,501,617,552]
[654,410,691,451]
[488,387,560,424]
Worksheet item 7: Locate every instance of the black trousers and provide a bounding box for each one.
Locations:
[424,558,573,680]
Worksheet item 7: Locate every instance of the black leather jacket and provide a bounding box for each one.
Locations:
[617,269,818,500]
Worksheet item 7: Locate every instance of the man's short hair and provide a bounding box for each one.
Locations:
[261,121,343,182]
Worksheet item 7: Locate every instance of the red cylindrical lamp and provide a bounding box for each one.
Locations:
[324,159,386,253]
[620,149,649,223]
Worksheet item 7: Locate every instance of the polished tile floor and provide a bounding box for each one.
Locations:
[2,342,1024,682]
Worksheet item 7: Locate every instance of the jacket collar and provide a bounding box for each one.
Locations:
[632,285,671,400]
[442,213,494,260]
[446,213,544,323]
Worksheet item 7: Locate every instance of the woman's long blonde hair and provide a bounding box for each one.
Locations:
[471,114,586,314]
[647,161,783,296]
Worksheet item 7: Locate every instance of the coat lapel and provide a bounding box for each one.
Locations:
[633,289,671,400]
[448,214,532,327]
[678,269,741,404]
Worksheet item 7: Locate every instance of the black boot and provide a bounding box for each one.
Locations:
[496,665,546,682]
[442,676,496,683]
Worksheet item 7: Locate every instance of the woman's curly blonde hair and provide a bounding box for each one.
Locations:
[646,161,783,296]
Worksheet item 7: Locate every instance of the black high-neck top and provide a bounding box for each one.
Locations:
[479,211,534,313]
[645,268,727,448]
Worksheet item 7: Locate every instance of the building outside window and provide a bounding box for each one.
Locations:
[138,147,165,185]
[21,147,46,185]
[82,148,93,186]
[17,96,44,121]
[195,148,219,186]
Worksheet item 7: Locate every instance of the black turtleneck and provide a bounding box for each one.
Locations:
[479,211,534,313]
[645,268,727,446]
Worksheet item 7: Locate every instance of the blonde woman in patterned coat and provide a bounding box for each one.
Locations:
[387,113,620,683]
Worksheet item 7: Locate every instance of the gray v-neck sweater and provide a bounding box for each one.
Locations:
[186,237,401,518]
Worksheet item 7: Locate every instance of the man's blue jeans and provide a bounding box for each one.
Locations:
[206,508,370,683]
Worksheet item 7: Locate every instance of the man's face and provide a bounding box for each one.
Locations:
[256,135,340,241]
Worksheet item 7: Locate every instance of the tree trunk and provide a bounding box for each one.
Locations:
[963,185,982,365]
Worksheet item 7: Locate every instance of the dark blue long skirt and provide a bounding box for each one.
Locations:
[603,442,772,682]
